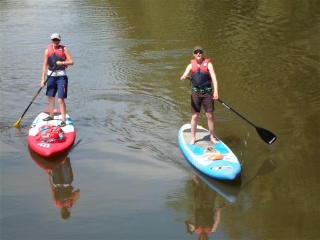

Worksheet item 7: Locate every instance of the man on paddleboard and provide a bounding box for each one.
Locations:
[180,46,219,144]
[184,173,223,239]
[41,33,74,127]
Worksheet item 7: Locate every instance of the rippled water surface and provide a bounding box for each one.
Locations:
[1,0,319,239]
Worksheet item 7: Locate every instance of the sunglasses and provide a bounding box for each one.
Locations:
[52,38,60,41]
[194,50,203,54]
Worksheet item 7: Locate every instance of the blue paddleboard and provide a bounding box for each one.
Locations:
[178,124,241,181]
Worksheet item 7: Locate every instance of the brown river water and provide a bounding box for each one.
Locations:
[1,0,319,239]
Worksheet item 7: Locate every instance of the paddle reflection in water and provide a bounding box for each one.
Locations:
[241,158,277,190]
[184,171,241,239]
[29,149,80,220]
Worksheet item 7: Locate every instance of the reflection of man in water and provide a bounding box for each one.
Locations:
[47,157,80,220]
[185,174,222,240]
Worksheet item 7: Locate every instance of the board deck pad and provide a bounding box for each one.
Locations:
[178,124,241,180]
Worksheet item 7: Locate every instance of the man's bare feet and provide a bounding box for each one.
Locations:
[211,137,219,144]
[189,138,196,145]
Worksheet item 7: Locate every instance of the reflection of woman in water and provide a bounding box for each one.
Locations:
[47,157,80,220]
[185,174,222,240]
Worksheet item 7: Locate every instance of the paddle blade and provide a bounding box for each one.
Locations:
[13,117,22,128]
[256,127,277,145]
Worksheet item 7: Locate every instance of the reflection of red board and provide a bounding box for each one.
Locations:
[28,109,76,157]
[29,147,67,172]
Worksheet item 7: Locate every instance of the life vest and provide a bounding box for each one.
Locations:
[47,44,67,71]
[55,199,72,208]
[190,58,211,87]
[36,124,65,143]
[54,186,73,208]
[195,226,212,234]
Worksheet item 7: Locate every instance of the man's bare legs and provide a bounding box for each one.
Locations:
[190,112,200,144]
[190,111,219,145]
[206,111,219,144]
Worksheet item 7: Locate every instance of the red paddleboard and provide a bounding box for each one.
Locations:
[28,109,76,157]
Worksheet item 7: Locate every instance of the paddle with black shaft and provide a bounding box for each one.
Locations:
[218,99,277,145]
[13,65,58,128]
[183,77,277,144]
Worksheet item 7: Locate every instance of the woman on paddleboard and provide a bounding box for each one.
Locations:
[47,158,80,220]
[180,46,219,145]
[41,33,74,127]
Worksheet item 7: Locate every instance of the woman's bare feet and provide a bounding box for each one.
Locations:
[189,138,196,145]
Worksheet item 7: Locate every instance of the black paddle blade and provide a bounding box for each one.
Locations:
[256,127,277,145]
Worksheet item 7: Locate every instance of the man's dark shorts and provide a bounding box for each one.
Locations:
[46,75,68,99]
[191,91,214,113]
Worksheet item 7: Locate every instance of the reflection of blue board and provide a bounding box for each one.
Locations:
[193,169,241,202]
[178,124,241,181]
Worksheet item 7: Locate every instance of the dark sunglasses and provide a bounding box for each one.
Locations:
[52,38,60,41]
[194,50,203,54]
